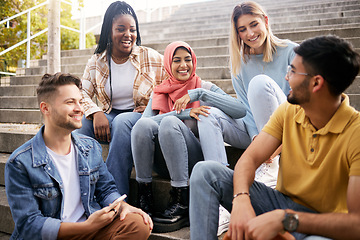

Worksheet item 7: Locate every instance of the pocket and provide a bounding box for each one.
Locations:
[33,186,61,217]
[90,170,99,184]
[34,186,60,199]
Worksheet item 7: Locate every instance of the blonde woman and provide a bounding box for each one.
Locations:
[197,1,297,188]
[196,2,297,236]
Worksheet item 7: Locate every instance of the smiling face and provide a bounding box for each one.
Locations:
[46,84,84,132]
[236,14,268,54]
[286,55,312,105]
[111,14,137,57]
[171,47,193,81]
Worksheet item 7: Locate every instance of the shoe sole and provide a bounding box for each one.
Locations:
[152,218,190,233]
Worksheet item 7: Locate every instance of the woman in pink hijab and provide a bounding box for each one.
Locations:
[131,41,246,233]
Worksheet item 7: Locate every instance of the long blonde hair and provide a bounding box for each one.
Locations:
[230,1,287,75]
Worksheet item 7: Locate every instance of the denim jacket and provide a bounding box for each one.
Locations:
[5,126,121,240]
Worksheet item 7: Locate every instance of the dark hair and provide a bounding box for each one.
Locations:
[37,73,82,104]
[294,35,360,96]
[95,1,141,55]
[174,46,191,56]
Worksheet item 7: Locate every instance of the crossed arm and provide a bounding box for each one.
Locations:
[228,131,360,240]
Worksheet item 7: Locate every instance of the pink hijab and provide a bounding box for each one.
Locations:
[152,41,201,114]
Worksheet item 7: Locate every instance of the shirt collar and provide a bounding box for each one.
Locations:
[294,94,355,134]
[32,126,89,167]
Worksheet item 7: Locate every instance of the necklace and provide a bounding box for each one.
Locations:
[111,54,130,63]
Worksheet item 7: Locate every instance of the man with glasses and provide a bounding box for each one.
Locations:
[189,35,360,240]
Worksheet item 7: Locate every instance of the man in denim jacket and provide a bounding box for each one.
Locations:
[5,73,152,240]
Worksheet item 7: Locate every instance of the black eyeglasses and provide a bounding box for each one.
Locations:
[286,65,311,78]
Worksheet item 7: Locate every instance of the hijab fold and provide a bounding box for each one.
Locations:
[152,41,201,114]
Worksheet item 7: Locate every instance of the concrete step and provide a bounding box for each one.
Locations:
[0,232,10,240]
[197,66,231,79]
[142,1,360,28]
[276,24,360,41]
[60,48,95,57]
[16,64,87,77]
[0,124,40,153]
[144,25,360,50]
[141,11,360,36]
[0,109,41,124]
[0,187,13,235]
[9,73,82,85]
[0,153,8,186]
[172,0,359,16]
[29,59,47,68]
[198,55,229,68]
[28,46,231,69]
[0,96,38,109]
[156,45,230,57]
[347,76,360,94]
[60,55,91,65]
[208,79,235,94]
[0,85,37,96]
[9,75,43,85]
[144,21,360,42]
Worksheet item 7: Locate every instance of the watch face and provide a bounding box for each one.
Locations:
[288,216,297,231]
[283,213,299,232]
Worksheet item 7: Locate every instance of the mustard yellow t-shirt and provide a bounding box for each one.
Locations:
[263,94,360,213]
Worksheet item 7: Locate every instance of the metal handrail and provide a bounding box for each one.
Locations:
[0,1,48,26]
[0,0,95,75]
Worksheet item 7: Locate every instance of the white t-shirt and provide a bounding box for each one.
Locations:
[105,58,136,110]
[46,142,86,222]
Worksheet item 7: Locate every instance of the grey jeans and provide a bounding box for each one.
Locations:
[131,116,204,187]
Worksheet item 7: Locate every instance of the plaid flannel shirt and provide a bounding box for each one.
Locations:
[81,46,167,118]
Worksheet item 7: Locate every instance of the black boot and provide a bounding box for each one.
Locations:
[137,182,153,217]
[152,186,189,233]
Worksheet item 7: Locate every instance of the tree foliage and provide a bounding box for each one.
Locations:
[0,0,95,72]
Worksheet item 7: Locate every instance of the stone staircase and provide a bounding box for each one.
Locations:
[1,0,360,239]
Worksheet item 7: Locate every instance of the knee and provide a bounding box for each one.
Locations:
[117,213,151,239]
[190,161,221,186]
[248,74,275,98]
[158,116,182,134]
[112,112,141,131]
[198,107,222,124]
[132,118,158,139]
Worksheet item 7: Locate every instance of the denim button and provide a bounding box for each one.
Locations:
[313,134,317,138]
[310,148,314,152]
[48,192,52,198]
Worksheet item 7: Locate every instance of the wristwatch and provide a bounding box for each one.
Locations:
[282,210,299,232]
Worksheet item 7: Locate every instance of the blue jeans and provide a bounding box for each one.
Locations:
[132,116,204,187]
[189,161,331,240]
[198,75,286,162]
[75,110,141,196]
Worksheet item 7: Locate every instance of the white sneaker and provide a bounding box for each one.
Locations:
[255,155,280,189]
[217,205,230,236]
